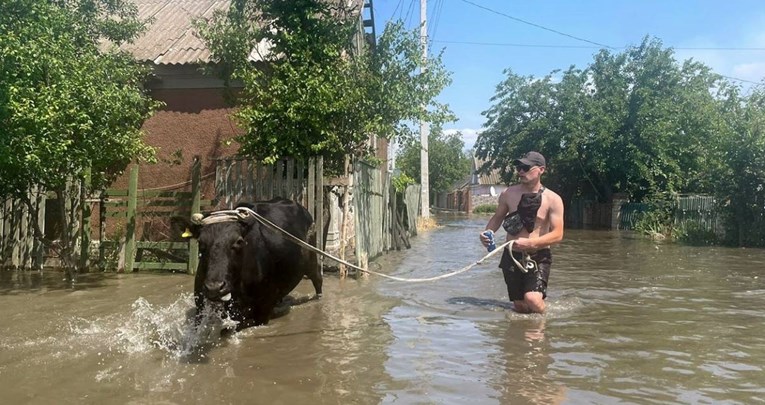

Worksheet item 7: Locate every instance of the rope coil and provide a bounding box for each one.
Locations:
[194,206,529,282]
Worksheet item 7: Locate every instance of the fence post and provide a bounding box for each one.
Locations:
[611,193,629,230]
[316,156,324,275]
[122,166,138,272]
[2,200,13,268]
[308,159,315,220]
[0,199,4,266]
[98,191,106,271]
[11,200,21,268]
[33,187,46,270]
[20,192,31,269]
[80,168,91,270]
[188,158,201,275]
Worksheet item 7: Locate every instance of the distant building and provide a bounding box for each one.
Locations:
[434,156,508,213]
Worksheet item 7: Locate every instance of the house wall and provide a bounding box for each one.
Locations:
[136,87,239,198]
[471,194,498,210]
[97,84,240,242]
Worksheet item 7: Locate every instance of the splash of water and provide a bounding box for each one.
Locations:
[69,293,239,359]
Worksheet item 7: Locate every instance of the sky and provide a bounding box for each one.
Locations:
[372,0,765,151]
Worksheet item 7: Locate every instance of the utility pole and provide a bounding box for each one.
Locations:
[419,0,430,218]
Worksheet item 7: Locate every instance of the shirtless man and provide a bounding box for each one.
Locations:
[479,151,564,313]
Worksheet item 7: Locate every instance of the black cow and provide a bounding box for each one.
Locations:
[189,198,322,330]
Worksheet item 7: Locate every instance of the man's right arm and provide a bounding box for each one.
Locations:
[480,190,510,246]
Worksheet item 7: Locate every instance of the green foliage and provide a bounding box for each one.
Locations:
[196,1,453,173]
[475,35,765,246]
[396,127,471,193]
[0,0,158,198]
[712,85,765,246]
[476,37,724,203]
[632,200,673,239]
[673,221,718,246]
[473,204,498,214]
[391,172,415,193]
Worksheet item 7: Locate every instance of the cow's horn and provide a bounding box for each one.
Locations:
[191,212,204,225]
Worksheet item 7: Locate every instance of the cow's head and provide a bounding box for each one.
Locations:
[184,212,253,302]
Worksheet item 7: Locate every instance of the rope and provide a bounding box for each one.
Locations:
[139,171,216,192]
[196,206,529,282]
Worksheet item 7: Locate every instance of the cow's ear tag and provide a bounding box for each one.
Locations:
[182,228,193,238]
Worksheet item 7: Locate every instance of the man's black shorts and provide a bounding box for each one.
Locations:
[498,248,552,301]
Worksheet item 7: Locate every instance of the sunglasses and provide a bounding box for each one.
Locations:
[515,164,535,172]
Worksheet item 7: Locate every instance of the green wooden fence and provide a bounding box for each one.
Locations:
[99,160,212,273]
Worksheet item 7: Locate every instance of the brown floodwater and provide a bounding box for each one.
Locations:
[1,215,764,404]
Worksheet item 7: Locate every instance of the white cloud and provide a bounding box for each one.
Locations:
[444,128,482,151]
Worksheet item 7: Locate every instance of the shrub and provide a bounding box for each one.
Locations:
[673,221,719,246]
[473,204,497,214]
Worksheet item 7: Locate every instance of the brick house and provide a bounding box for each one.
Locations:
[112,0,384,197]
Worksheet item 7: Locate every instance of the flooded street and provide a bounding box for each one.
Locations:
[2,215,765,404]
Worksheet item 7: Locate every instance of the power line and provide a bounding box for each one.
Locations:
[386,1,764,87]
[431,42,763,85]
[719,74,763,85]
[428,0,444,48]
[458,0,615,49]
[404,0,417,27]
[435,39,765,52]
[433,40,601,49]
[429,0,445,52]
[392,0,405,19]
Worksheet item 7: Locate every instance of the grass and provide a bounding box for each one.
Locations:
[417,216,440,233]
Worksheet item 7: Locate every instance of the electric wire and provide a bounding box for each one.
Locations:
[457,0,616,49]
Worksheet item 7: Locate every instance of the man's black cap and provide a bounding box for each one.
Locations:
[513,151,546,167]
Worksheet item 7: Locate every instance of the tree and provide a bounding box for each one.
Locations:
[196,0,453,172]
[475,36,765,246]
[714,84,765,246]
[476,69,560,186]
[397,128,470,194]
[476,37,726,202]
[0,0,158,271]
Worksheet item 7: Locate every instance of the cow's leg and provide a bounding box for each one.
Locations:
[306,251,323,298]
[303,227,323,299]
[271,302,292,319]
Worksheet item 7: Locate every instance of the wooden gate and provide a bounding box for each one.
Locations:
[99,160,214,273]
[214,157,325,270]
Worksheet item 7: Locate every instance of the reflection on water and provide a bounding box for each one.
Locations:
[1,214,765,404]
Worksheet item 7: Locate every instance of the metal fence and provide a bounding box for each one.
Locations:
[618,195,719,232]
[673,195,719,231]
